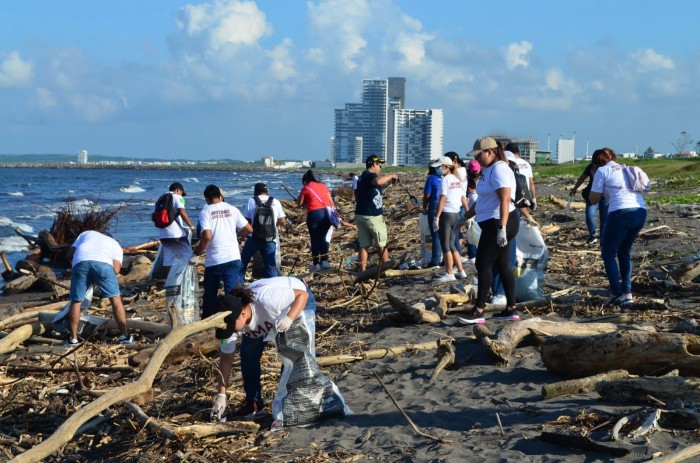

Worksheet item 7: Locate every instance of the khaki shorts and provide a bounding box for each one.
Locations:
[356,215,388,248]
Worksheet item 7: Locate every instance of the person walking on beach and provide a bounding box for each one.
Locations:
[194,184,253,319]
[432,154,469,282]
[239,182,287,284]
[422,164,443,268]
[464,160,481,264]
[297,170,334,272]
[348,173,359,202]
[445,152,468,263]
[570,151,609,245]
[355,155,399,271]
[65,230,134,345]
[155,182,195,275]
[588,148,647,306]
[461,137,520,321]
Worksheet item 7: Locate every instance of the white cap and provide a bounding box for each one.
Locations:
[430,156,452,168]
[505,150,516,161]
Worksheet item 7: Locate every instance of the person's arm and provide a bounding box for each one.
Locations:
[570,171,588,196]
[217,351,236,394]
[284,289,309,322]
[239,223,253,240]
[529,177,537,200]
[496,187,511,227]
[588,192,602,205]
[422,193,430,211]
[436,195,446,218]
[112,259,121,275]
[66,246,76,263]
[374,173,398,186]
[194,229,211,255]
[297,187,306,208]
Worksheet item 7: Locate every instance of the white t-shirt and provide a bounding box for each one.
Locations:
[467,191,478,209]
[220,277,308,353]
[591,161,647,213]
[475,160,516,222]
[159,192,188,239]
[198,201,248,267]
[72,231,123,267]
[440,173,466,213]
[351,175,358,191]
[457,166,468,195]
[243,195,287,232]
[514,158,533,183]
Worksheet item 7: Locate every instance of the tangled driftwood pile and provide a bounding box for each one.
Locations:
[1,173,700,462]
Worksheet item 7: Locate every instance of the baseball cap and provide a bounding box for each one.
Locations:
[505,150,516,161]
[430,155,453,168]
[169,182,186,196]
[466,136,498,158]
[366,155,386,167]
[254,182,268,195]
[214,294,243,340]
[467,160,481,174]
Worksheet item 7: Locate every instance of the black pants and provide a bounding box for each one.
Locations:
[475,210,519,308]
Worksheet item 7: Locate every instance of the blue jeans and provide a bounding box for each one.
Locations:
[586,198,609,239]
[239,236,278,284]
[426,202,442,265]
[240,288,317,406]
[306,208,331,265]
[601,208,646,296]
[202,260,241,319]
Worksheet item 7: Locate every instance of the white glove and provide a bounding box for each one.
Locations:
[525,216,540,228]
[189,256,198,265]
[465,219,473,230]
[497,228,508,247]
[531,198,537,211]
[431,217,439,232]
[211,393,227,422]
[276,316,293,333]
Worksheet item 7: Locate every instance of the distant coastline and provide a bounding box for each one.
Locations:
[0,162,301,172]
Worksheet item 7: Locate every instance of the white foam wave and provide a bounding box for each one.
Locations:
[69,199,100,214]
[182,177,199,183]
[0,236,31,252]
[6,192,24,196]
[0,216,34,233]
[16,212,55,220]
[120,186,146,193]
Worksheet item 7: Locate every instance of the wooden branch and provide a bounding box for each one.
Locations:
[0,302,64,331]
[637,225,670,237]
[670,260,700,284]
[386,293,441,324]
[549,195,586,210]
[124,401,175,438]
[37,312,171,335]
[651,444,700,463]
[430,338,455,381]
[172,422,260,439]
[0,322,52,355]
[129,332,218,369]
[541,370,631,400]
[596,376,700,404]
[10,311,231,463]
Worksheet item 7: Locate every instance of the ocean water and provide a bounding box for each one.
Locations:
[0,167,347,271]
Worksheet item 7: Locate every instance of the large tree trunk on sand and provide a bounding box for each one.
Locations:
[542,331,700,378]
[473,318,654,367]
[386,293,441,324]
[10,311,231,463]
[596,375,700,405]
[542,370,631,400]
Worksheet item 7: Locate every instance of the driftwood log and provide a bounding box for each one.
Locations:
[473,318,654,367]
[596,376,700,405]
[549,195,586,210]
[386,293,441,324]
[542,331,700,377]
[670,260,700,284]
[542,370,631,400]
[10,311,230,463]
[130,332,218,369]
[430,338,456,381]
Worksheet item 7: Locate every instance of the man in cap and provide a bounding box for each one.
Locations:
[194,184,253,319]
[354,155,399,271]
[238,182,287,284]
[157,182,195,275]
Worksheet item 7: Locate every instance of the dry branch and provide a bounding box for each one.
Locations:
[542,370,631,400]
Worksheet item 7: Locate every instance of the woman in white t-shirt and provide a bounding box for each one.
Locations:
[589,148,647,306]
[431,155,469,283]
[460,137,520,321]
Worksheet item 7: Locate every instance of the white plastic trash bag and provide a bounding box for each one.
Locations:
[514,220,548,301]
[465,219,481,246]
[164,256,200,325]
[52,287,96,335]
[419,213,441,267]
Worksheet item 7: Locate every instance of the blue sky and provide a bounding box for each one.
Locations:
[1,0,699,160]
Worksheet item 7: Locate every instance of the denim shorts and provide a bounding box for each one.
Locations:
[70,260,120,301]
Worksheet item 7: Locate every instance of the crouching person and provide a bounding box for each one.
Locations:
[210,276,350,428]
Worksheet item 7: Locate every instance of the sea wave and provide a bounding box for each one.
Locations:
[120,186,146,193]
[3,192,24,196]
[182,177,199,183]
[0,216,34,233]
[69,199,100,214]
[0,236,31,252]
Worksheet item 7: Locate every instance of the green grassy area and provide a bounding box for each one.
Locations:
[535,158,700,179]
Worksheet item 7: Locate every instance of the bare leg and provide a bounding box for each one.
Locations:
[444,251,454,275]
[359,247,368,271]
[110,296,129,336]
[452,250,464,272]
[68,301,83,340]
[380,246,390,263]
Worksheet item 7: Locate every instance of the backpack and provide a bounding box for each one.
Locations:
[252,196,276,242]
[152,192,179,229]
[513,171,533,209]
[622,165,652,193]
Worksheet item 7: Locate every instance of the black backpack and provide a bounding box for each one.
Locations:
[252,197,276,242]
[513,170,533,209]
[152,193,179,228]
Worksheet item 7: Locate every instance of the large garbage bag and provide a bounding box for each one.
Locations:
[514,220,548,301]
[419,213,441,267]
[52,287,103,336]
[164,256,200,325]
[271,314,351,429]
[465,219,481,246]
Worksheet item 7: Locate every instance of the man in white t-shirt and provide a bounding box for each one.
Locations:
[194,184,253,319]
[158,182,195,274]
[239,182,287,284]
[506,143,537,209]
[64,230,133,345]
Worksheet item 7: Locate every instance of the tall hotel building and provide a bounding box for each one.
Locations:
[333,78,442,166]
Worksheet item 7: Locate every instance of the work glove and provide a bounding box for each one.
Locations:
[524,216,540,228]
[569,189,576,197]
[497,228,508,247]
[276,316,293,333]
[431,217,439,233]
[211,393,227,422]
[531,198,537,211]
[189,256,199,265]
[465,219,473,230]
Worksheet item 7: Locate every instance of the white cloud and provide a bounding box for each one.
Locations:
[505,41,533,69]
[268,38,297,81]
[632,48,674,73]
[69,94,121,122]
[0,51,33,88]
[34,87,56,109]
[305,47,325,64]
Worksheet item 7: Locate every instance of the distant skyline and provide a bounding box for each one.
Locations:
[2,0,699,160]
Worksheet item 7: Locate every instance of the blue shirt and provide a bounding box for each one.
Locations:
[355,171,383,216]
[423,174,442,204]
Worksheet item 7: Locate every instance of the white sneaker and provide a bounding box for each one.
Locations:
[490,295,507,306]
[456,270,467,279]
[319,261,332,269]
[465,257,476,265]
[436,273,457,283]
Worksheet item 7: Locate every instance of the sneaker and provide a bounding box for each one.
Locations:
[490,295,507,306]
[427,262,441,269]
[319,261,332,270]
[616,294,634,306]
[604,295,621,307]
[231,402,265,419]
[456,270,467,279]
[460,307,486,324]
[118,334,136,345]
[436,273,457,283]
[587,236,598,245]
[64,338,81,348]
[308,264,318,273]
[492,309,520,321]
[464,257,476,265]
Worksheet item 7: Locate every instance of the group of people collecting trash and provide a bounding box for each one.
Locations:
[57,135,650,428]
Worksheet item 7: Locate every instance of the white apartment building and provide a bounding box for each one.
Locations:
[392,109,443,166]
[552,138,575,164]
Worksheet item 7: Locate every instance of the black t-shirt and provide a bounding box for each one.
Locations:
[355,171,383,216]
[581,163,595,200]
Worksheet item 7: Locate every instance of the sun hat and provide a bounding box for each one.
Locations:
[466,136,498,158]
[430,156,453,168]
